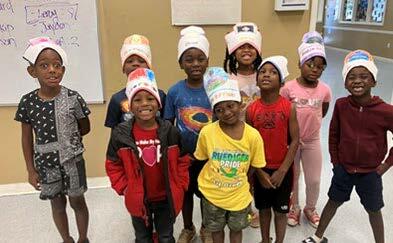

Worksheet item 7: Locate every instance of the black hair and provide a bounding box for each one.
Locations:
[223,47,262,75]
[256,61,283,83]
[306,56,327,66]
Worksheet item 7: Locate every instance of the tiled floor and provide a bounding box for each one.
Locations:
[1,47,392,243]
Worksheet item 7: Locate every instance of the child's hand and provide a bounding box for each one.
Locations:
[28,170,41,191]
[270,169,286,188]
[257,170,275,189]
[376,163,391,176]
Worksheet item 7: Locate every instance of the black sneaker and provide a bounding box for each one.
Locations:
[302,236,328,243]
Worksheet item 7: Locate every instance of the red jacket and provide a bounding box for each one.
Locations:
[105,118,190,224]
[329,96,393,173]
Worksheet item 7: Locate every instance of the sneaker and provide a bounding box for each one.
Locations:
[304,208,320,228]
[287,206,301,226]
[302,236,328,243]
[199,226,213,243]
[249,211,260,228]
[177,225,196,243]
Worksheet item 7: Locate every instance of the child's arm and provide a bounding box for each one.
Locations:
[255,168,275,189]
[376,116,393,175]
[328,102,340,166]
[21,123,40,190]
[270,104,299,187]
[78,117,91,136]
[322,102,330,118]
[163,88,176,124]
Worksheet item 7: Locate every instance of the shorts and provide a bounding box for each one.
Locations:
[37,156,87,200]
[254,168,293,213]
[201,197,251,232]
[328,164,384,212]
[188,159,206,198]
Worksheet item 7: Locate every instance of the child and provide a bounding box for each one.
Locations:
[280,31,332,228]
[164,26,213,243]
[246,56,299,243]
[15,37,91,243]
[303,50,393,243]
[224,22,262,121]
[195,67,266,243]
[105,68,190,242]
[104,34,166,128]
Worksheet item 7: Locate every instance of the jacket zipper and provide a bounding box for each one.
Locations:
[354,106,363,173]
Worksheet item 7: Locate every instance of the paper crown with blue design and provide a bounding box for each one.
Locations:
[23,36,68,66]
[203,67,241,108]
[298,31,326,65]
[225,22,262,55]
[125,68,162,108]
[342,50,378,82]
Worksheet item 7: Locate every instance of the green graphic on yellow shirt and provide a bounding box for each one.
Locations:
[220,167,238,178]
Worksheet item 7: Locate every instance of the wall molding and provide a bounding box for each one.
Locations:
[325,46,393,63]
[324,25,393,35]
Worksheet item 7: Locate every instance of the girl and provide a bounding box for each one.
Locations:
[280,31,332,228]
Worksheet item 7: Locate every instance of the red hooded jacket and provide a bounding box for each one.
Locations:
[105,118,190,224]
[329,96,393,173]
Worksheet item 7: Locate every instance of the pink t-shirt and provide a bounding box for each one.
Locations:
[230,73,260,120]
[280,79,332,141]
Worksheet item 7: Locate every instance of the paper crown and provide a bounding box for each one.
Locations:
[120,34,152,68]
[258,55,289,83]
[225,22,262,55]
[298,31,326,66]
[342,50,378,82]
[23,36,68,65]
[178,26,209,60]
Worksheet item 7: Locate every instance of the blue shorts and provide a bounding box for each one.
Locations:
[328,164,384,212]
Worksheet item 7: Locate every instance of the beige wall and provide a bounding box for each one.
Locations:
[323,0,393,58]
[0,0,311,184]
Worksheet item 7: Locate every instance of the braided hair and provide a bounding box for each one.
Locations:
[223,47,262,75]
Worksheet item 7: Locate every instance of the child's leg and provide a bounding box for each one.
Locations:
[315,199,342,238]
[50,195,73,243]
[152,200,175,243]
[367,210,384,243]
[181,189,194,229]
[69,195,89,243]
[212,230,225,243]
[301,140,322,210]
[229,230,242,243]
[273,211,287,243]
[291,148,301,207]
[131,215,153,242]
[259,209,272,243]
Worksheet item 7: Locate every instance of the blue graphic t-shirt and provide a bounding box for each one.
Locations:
[164,80,212,154]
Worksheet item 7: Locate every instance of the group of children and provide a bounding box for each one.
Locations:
[14,22,393,243]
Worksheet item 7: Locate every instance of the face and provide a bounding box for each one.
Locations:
[179,48,208,82]
[214,101,241,126]
[345,67,375,98]
[234,43,258,66]
[299,56,326,83]
[27,49,65,89]
[123,54,149,76]
[257,63,281,91]
[130,90,159,122]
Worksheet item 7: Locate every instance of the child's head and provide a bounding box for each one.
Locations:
[178,26,209,82]
[204,67,242,125]
[342,50,377,98]
[298,31,327,82]
[120,34,151,76]
[256,55,289,92]
[23,37,67,89]
[126,68,161,122]
[224,22,262,74]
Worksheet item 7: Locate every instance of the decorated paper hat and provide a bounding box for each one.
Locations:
[125,68,161,108]
[203,67,241,108]
[298,31,326,66]
[178,26,209,60]
[258,55,289,83]
[120,34,152,68]
[23,37,68,65]
[225,22,262,55]
[342,50,378,82]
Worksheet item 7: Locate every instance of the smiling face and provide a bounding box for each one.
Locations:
[257,62,281,92]
[130,90,159,122]
[179,48,209,83]
[27,48,65,90]
[214,101,241,126]
[345,66,375,99]
[234,43,258,66]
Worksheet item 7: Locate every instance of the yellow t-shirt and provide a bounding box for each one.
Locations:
[194,121,266,211]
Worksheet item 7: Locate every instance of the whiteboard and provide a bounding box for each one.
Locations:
[171,0,241,25]
[0,0,103,105]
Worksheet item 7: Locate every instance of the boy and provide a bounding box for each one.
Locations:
[247,56,299,243]
[105,68,190,242]
[303,50,393,243]
[195,67,266,243]
[105,34,166,128]
[164,26,212,243]
[15,37,91,243]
